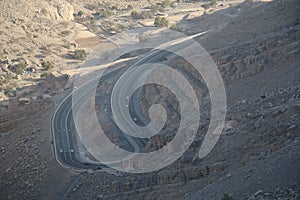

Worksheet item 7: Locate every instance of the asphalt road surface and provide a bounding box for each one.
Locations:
[51,31,209,170]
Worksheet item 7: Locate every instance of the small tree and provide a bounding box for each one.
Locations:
[154,17,169,28]
[73,49,87,61]
[77,10,84,17]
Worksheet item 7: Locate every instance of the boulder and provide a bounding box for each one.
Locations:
[57,3,74,21]
[46,2,74,21]
[19,98,31,105]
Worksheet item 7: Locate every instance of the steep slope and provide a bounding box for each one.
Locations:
[65,0,300,199]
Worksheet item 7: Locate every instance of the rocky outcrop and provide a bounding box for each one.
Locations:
[46,2,74,21]
[57,2,75,21]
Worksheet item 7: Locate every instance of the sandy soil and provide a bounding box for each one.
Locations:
[73,23,102,50]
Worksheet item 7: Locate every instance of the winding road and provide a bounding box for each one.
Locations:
[51,31,210,170]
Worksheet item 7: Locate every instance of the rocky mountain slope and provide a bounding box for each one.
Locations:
[65,0,299,199]
[0,0,299,199]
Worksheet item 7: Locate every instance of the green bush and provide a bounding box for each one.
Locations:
[4,88,16,97]
[126,5,134,11]
[77,10,84,17]
[0,75,12,86]
[101,9,113,18]
[201,0,217,10]
[41,72,51,78]
[60,30,72,37]
[42,61,54,70]
[15,62,27,75]
[140,11,153,19]
[162,0,171,8]
[201,3,210,10]
[41,8,47,15]
[211,0,217,7]
[73,49,87,61]
[131,10,140,19]
[110,5,118,10]
[170,24,179,30]
[154,17,169,27]
[89,18,96,29]
[131,10,153,19]
[158,7,165,12]
[0,49,3,59]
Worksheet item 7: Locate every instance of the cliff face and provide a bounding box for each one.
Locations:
[47,2,75,21]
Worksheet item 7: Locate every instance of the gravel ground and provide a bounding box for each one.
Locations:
[185,140,300,200]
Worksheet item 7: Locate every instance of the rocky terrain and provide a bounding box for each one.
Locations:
[0,0,299,199]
